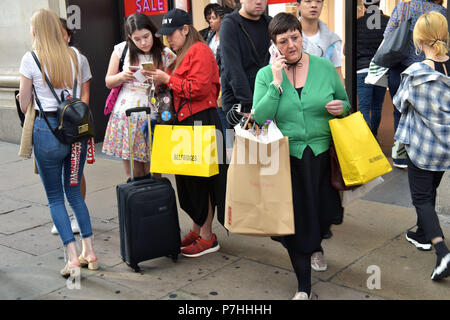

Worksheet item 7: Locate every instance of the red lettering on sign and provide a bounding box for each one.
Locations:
[124,0,168,17]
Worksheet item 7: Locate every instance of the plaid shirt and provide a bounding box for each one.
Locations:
[393,62,450,171]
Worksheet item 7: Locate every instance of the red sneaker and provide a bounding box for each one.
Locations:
[181,231,200,249]
[181,233,220,258]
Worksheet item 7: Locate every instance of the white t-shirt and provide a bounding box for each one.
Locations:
[303,30,342,68]
[113,41,176,83]
[19,47,92,112]
[208,34,220,58]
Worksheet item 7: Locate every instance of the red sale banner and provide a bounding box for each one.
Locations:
[268,0,294,4]
[124,0,168,17]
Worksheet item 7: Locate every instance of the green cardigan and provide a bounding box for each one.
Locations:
[252,54,351,159]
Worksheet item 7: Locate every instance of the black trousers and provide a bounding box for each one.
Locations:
[407,155,445,242]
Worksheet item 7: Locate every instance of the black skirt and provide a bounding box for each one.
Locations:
[273,146,343,254]
[174,107,227,227]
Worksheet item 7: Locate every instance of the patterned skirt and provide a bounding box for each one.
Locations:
[102,83,151,162]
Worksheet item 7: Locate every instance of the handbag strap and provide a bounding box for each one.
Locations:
[119,43,128,72]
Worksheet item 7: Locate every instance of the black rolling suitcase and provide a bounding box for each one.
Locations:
[116,107,181,272]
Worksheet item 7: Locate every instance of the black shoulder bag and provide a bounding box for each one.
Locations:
[31,51,95,145]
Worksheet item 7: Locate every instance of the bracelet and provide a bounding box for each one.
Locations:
[270,81,283,95]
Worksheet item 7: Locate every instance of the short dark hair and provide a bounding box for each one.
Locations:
[268,12,302,43]
[210,5,233,19]
[204,3,221,20]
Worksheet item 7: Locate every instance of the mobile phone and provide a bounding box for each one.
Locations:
[142,62,156,71]
[269,43,281,58]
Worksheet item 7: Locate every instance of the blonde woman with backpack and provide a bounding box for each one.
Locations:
[19,9,98,279]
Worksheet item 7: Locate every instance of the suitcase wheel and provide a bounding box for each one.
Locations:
[129,264,140,273]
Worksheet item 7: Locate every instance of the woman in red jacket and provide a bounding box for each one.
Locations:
[150,9,226,258]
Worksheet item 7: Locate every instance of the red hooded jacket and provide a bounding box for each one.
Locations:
[167,42,220,122]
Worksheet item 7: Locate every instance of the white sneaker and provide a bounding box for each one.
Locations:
[71,218,80,234]
[51,224,58,235]
[50,218,80,235]
[292,291,318,300]
[311,251,328,272]
[292,292,309,300]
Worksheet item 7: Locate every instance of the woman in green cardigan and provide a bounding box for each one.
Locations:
[252,12,351,300]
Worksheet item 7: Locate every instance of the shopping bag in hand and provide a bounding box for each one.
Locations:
[225,120,295,236]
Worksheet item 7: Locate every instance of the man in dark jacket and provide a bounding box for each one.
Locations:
[219,0,271,129]
[356,0,389,137]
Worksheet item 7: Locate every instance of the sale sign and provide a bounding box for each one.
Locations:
[124,0,168,17]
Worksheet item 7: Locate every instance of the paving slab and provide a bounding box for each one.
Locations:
[437,171,449,215]
[1,181,48,206]
[0,204,51,235]
[90,227,126,269]
[313,200,417,281]
[212,226,293,271]
[0,244,34,269]
[97,252,239,300]
[178,258,308,300]
[330,236,450,300]
[311,280,384,300]
[39,275,146,300]
[0,157,41,192]
[0,197,31,215]
[362,168,412,208]
[84,187,119,221]
[0,250,74,300]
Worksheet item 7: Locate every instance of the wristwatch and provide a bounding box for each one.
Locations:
[270,81,283,95]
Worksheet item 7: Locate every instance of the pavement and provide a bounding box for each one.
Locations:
[0,139,449,301]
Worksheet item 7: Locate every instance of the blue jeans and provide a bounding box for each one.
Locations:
[357,73,386,137]
[388,64,407,132]
[33,116,93,246]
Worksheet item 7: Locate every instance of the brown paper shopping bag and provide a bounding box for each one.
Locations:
[225,135,295,236]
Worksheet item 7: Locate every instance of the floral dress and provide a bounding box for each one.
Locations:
[102,42,176,162]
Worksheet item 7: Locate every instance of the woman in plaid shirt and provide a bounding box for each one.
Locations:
[384,0,446,168]
[393,11,449,281]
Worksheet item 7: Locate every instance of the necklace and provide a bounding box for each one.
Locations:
[287,53,303,87]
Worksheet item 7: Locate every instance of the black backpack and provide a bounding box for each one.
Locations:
[31,51,95,144]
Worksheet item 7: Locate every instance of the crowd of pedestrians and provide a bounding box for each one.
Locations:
[17,0,449,300]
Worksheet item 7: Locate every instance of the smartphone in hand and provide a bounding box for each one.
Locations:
[142,62,156,71]
[269,43,281,58]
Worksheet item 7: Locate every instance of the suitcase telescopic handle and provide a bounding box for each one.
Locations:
[126,107,151,117]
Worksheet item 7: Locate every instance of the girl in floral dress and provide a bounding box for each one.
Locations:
[103,13,175,179]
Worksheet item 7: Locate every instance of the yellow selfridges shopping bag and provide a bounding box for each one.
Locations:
[150,124,219,177]
[329,112,392,186]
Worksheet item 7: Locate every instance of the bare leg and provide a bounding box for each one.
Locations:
[123,159,131,180]
[66,242,80,267]
[81,236,97,262]
[432,237,444,245]
[199,197,214,241]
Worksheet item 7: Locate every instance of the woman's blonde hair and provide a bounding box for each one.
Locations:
[168,25,204,72]
[413,11,449,57]
[30,9,79,89]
